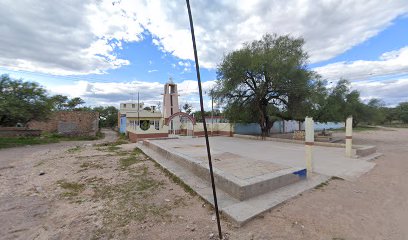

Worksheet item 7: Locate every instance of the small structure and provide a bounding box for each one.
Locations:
[27,111,99,136]
[118,102,168,142]
[121,78,234,142]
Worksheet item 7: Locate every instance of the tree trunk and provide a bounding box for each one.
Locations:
[258,101,273,139]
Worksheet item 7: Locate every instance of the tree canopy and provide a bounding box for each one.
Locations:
[213,34,321,136]
[398,102,408,123]
[0,74,52,126]
[182,103,193,114]
[0,74,93,127]
[93,106,118,128]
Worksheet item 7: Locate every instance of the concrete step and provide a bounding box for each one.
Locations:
[359,152,383,162]
[356,145,377,157]
[138,142,329,226]
[143,139,307,201]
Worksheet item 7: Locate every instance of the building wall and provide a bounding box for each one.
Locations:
[127,124,169,142]
[191,123,234,137]
[128,132,168,142]
[27,111,99,136]
[0,127,42,137]
[235,121,344,135]
[119,116,127,133]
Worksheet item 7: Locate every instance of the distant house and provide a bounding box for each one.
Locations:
[118,102,162,134]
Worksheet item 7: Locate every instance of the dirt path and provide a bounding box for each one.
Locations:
[0,128,407,239]
[229,128,408,240]
[0,129,217,240]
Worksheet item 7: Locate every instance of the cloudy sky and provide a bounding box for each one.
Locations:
[1,0,408,109]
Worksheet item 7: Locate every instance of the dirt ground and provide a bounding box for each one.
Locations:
[0,128,407,240]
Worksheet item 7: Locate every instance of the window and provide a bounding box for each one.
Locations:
[129,120,135,129]
[132,104,135,108]
[155,120,160,130]
[123,104,126,108]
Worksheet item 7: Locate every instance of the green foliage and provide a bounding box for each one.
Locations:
[66,97,85,110]
[0,74,91,126]
[49,95,86,111]
[193,109,222,122]
[182,103,193,114]
[0,136,60,149]
[398,102,408,123]
[213,33,319,136]
[57,180,85,197]
[313,79,374,127]
[93,106,118,128]
[0,74,52,126]
[49,94,68,111]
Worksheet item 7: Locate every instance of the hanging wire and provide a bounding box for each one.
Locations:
[185,0,223,239]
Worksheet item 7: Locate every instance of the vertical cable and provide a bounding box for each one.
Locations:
[185,0,223,239]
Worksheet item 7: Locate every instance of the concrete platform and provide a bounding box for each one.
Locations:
[138,136,377,225]
[149,136,376,181]
[144,140,307,200]
[138,141,329,226]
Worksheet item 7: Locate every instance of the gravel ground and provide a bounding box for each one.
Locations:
[0,128,407,240]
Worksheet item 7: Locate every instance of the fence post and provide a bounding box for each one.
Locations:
[305,117,314,175]
[345,116,353,157]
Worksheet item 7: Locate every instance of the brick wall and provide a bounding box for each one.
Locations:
[27,111,99,136]
[128,131,168,142]
[0,127,42,137]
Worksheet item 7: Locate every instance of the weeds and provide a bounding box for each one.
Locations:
[118,148,144,169]
[314,176,344,190]
[90,164,166,238]
[67,146,82,153]
[119,155,140,169]
[79,162,103,170]
[96,140,128,153]
[57,180,85,197]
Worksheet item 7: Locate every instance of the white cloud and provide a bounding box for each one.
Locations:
[148,69,158,73]
[46,79,216,110]
[120,0,408,67]
[0,0,137,75]
[352,78,408,106]
[315,46,408,81]
[178,61,191,67]
[1,0,407,75]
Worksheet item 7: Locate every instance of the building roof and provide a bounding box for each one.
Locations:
[125,111,162,118]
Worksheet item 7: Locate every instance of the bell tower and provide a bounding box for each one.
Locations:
[162,77,179,120]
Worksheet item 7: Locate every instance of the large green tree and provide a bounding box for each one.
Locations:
[49,94,69,111]
[213,34,320,137]
[313,79,382,127]
[93,106,118,128]
[0,74,52,126]
[397,102,408,123]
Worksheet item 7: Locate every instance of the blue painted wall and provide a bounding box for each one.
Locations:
[119,116,127,133]
[234,121,344,135]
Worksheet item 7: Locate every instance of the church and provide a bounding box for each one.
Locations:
[118,79,233,142]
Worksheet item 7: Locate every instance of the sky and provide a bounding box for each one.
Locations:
[1,0,408,110]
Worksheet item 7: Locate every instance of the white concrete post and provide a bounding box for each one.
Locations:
[305,117,314,174]
[345,116,353,157]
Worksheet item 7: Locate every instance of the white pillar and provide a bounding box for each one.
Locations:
[305,117,314,175]
[345,116,353,157]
